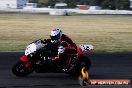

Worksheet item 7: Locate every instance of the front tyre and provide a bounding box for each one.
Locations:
[12,61,34,77]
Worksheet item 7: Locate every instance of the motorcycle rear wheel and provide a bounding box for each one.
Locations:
[12,61,34,77]
[69,56,91,76]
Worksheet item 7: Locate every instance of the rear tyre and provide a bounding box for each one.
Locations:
[78,56,91,70]
[70,56,91,76]
[12,61,34,77]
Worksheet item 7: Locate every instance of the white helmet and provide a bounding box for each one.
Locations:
[50,28,62,43]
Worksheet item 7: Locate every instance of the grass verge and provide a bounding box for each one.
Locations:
[0,13,132,52]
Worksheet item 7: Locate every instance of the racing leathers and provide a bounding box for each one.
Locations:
[44,34,77,73]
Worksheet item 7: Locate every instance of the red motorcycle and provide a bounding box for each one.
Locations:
[12,39,93,77]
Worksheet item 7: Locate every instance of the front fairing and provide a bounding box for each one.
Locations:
[25,43,37,56]
[25,39,44,56]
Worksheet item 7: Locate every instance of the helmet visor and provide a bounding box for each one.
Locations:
[50,36,58,41]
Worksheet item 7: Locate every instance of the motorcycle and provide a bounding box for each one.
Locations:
[12,39,93,77]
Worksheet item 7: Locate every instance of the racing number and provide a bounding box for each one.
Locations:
[80,45,90,51]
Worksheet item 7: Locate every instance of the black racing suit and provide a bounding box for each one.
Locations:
[44,34,77,72]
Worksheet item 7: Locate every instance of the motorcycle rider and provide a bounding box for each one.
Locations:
[44,28,77,73]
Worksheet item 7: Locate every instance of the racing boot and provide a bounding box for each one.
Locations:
[62,57,77,73]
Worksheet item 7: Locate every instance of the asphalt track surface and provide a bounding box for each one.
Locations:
[0,52,132,88]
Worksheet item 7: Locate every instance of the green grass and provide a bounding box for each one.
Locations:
[0,13,132,52]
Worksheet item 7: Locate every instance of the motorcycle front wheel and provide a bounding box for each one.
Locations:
[12,61,34,77]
